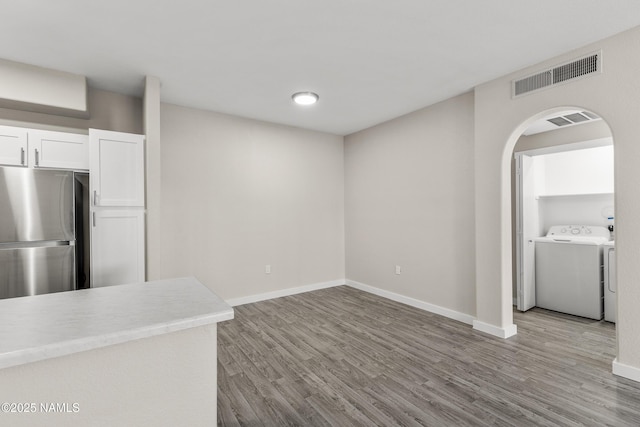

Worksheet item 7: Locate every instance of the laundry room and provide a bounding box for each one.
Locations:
[512,110,616,324]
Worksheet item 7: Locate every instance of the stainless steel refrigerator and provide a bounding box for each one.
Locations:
[0,167,90,299]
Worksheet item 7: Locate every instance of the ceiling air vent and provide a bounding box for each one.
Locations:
[523,110,601,135]
[547,116,572,127]
[512,51,601,97]
[547,111,599,128]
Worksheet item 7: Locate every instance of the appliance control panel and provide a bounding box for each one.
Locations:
[547,225,610,238]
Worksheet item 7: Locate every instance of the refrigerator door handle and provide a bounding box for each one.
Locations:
[0,240,74,249]
[92,211,96,227]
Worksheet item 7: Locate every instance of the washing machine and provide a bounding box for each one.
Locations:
[603,241,616,323]
[535,225,610,319]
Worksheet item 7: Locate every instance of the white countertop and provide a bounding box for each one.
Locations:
[0,277,234,369]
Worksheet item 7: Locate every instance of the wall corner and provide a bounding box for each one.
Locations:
[144,76,162,280]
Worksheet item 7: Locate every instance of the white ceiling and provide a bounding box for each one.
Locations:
[2,1,640,135]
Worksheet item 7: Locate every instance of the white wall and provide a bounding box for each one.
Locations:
[0,88,142,134]
[344,92,476,318]
[0,58,86,115]
[158,103,345,301]
[517,119,612,152]
[537,146,614,196]
[474,25,640,373]
[539,194,614,233]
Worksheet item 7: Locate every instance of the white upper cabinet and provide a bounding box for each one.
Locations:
[0,126,88,170]
[90,129,145,207]
[30,130,89,170]
[0,126,28,167]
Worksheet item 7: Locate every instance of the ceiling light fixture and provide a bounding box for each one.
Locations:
[292,92,319,106]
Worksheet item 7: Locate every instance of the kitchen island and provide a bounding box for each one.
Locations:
[0,277,233,427]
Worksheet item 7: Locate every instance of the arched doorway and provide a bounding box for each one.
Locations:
[509,108,614,335]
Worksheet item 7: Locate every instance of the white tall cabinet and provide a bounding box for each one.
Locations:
[89,129,146,287]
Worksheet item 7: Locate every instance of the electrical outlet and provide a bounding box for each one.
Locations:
[265,265,271,274]
[395,265,402,275]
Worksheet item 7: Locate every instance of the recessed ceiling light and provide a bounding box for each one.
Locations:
[292,92,319,106]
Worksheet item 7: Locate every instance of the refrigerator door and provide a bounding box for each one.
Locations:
[0,167,74,243]
[0,243,75,299]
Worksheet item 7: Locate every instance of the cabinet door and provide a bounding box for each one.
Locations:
[0,126,28,167]
[90,129,145,207]
[91,209,145,287]
[31,130,89,170]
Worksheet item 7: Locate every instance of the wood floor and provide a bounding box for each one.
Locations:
[217,286,640,426]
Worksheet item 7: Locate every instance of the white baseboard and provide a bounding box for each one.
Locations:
[613,358,640,383]
[225,279,345,307]
[345,279,475,325]
[472,320,518,339]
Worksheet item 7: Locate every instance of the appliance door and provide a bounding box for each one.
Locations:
[0,167,74,243]
[535,241,603,319]
[0,243,75,299]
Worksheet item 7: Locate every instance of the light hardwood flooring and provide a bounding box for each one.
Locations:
[217,286,640,426]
